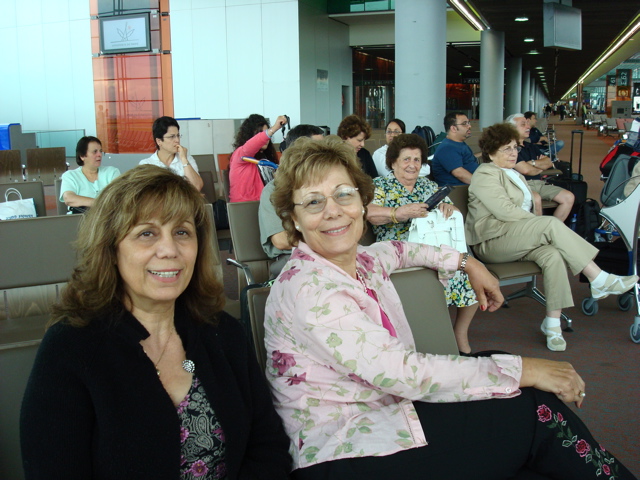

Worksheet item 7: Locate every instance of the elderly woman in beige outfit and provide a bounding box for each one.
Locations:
[466,123,638,352]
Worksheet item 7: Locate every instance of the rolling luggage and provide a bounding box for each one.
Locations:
[547,129,588,206]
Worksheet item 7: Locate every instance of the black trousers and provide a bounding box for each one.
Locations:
[292,388,636,480]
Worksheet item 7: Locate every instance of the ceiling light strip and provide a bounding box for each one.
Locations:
[449,0,489,31]
[563,13,640,98]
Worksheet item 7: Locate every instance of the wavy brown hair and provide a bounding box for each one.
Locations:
[478,123,520,163]
[385,133,429,170]
[337,114,372,141]
[271,136,374,246]
[51,165,224,327]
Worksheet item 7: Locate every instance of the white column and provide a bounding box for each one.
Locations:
[505,57,522,117]
[395,0,446,131]
[479,29,505,129]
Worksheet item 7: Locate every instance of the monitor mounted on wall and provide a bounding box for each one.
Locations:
[99,13,151,55]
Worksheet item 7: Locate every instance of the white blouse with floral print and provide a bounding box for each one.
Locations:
[264,241,522,470]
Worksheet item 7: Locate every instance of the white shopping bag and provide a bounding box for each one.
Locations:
[0,188,37,220]
[407,209,467,253]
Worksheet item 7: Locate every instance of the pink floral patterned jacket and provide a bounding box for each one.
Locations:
[264,241,522,470]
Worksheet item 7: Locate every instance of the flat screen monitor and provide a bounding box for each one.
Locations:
[99,13,151,55]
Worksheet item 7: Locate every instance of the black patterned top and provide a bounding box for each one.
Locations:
[177,376,227,479]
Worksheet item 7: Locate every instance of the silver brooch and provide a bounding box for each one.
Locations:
[182,359,196,373]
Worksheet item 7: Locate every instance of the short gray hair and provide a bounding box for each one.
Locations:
[505,113,525,125]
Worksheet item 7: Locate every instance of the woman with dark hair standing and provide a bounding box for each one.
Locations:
[140,116,204,191]
[229,113,287,202]
[59,136,120,213]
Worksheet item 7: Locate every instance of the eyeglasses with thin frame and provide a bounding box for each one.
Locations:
[455,121,471,127]
[498,144,522,154]
[386,130,402,135]
[294,186,360,214]
[164,134,183,140]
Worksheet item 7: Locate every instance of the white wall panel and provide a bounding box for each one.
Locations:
[263,80,301,129]
[68,0,90,21]
[226,0,261,6]
[171,10,197,118]
[43,22,74,130]
[192,0,225,8]
[226,5,264,117]
[192,7,229,119]
[261,2,298,84]
[42,0,69,25]
[0,28,21,124]
[16,0,42,27]
[68,18,96,135]
[17,25,47,130]
[0,0,17,29]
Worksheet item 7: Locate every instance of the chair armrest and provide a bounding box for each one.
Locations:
[226,258,256,285]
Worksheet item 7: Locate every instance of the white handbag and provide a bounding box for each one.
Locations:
[0,188,37,220]
[407,209,467,253]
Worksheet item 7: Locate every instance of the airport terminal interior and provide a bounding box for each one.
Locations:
[1,0,640,478]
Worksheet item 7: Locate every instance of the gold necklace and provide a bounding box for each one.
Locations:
[152,328,174,376]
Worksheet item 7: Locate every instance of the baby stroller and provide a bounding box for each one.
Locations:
[241,157,278,185]
[580,153,640,343]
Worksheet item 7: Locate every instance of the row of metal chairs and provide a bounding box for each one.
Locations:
[0,147,67,185]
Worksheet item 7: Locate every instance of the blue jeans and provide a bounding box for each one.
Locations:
[540,139,565,160]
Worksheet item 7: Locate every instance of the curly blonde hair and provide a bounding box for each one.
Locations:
[270,136,374,246]
[51,165,224,327]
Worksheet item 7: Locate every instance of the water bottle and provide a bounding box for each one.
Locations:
[570,213,577,231]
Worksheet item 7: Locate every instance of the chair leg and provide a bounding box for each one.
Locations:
[503,278,573,332]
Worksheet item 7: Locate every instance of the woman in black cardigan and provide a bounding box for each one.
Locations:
[20,165,292,479]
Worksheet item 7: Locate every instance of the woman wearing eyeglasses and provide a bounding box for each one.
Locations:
[467,123,638,352]
[372,119,431,179]
[140,116,203,191]
[262,136,638,480]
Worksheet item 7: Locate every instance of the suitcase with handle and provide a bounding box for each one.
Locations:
[547,129,588,209]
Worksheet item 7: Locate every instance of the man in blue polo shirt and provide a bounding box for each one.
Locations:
[432,112,478,186]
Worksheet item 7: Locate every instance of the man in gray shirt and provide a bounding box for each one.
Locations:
[259,124,325,277]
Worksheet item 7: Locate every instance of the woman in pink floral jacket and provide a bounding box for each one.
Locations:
[263,136,637,480]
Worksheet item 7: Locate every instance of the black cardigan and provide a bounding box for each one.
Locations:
[20,304,292,479]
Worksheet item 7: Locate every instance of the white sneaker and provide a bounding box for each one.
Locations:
[540,323,567,352]
[590,274,638,300]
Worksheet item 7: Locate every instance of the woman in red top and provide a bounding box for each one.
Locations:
[229,114,287,202]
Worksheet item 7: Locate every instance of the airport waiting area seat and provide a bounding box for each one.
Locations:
[200,170,232,250]
[226,201,272,291]
[25,147,66,186]
[0,150,23,183]
[0,181,47,217]
[0,214,82,480]
[448,185,572,330]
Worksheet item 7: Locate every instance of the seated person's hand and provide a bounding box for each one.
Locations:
[463,255,503,312]
[177,144,189,162]
[437,202,459,219]
[397,203,429,221]
[532,191,542,216]
[521,357,586,408]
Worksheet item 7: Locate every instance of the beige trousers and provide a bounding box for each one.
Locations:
[473,216,598,311]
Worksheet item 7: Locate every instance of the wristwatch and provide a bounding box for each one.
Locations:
[531,160,537,167]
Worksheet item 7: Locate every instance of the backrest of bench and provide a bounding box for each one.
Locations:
[0,214,82,290]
